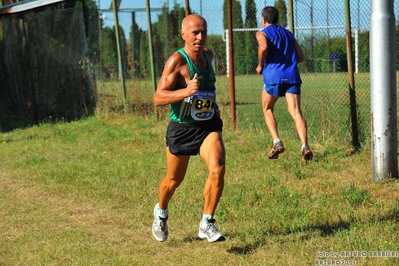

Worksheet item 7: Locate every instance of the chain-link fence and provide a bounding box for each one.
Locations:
[1,0,397,149]
[0,0,96,126]
[93,0,395,148]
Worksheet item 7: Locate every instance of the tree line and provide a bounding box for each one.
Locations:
[84,0,397,80]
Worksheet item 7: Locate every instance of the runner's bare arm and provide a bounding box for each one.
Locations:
[154,52,200,106]
[256,31,268,75]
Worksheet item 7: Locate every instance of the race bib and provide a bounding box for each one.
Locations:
[186,90,215,121]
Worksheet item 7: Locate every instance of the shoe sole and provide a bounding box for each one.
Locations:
[152,227,168,242]
[302,150,313,161]
[198,231,226,242]
[268,147,285,159]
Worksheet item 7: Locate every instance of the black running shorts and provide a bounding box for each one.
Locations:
[166,116,223,155]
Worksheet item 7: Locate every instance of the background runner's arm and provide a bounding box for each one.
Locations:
[256,31,268,75]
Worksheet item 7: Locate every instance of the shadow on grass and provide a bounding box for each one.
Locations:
[98,93,118,98]
[0,116,33,132]
[182,236,200,243]
[226,217,369,255]
[220,101,257,106]
[182,235,227,244]
[227,243,262,255]
[228,203,399,255]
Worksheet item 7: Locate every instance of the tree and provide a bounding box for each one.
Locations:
[129,14,143,78]
[117,26,129,79]
[152,3,185,77]
[139,31,150,77]
[101,26,118,76]
[100,25,128,79]
[80,0,100,65]
[358,30,370,72]
[132,3,186,78]
[207,35,226,75]
[244,0,257,74]
[274,0,287,27]
[223,0,246,75]
[65,0,101,76]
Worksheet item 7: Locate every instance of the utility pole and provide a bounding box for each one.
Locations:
[370,0,398,182]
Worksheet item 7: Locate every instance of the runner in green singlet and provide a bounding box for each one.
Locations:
[151,14,226,243]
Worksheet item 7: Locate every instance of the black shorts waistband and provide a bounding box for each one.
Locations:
[169,116,221,129]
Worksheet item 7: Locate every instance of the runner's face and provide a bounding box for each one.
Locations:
[182,18,207,52]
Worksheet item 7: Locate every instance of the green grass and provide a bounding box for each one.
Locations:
[94,71,382,148]
[1,114,399,265]
[1,71,397,265]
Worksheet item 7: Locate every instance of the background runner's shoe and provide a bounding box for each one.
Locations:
[152,203,168,242]
[302,145,313,161]
[198,219,225,243]
[268,141,285,159]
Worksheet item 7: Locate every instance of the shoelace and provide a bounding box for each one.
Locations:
[206,223,218,233]
[160,221,166,230]
[156,217,167,230]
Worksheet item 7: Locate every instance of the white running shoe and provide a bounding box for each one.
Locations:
[198,219,225,242]
[152,203,168,242]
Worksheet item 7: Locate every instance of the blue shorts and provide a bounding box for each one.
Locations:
[264,84,301,97]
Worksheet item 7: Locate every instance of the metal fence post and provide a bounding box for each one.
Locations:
[370,0,398,182]
[344,0,360,150]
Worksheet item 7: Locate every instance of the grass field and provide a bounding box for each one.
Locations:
[1,71,398,265]
[96,72,376,146]
[1,111,399,265]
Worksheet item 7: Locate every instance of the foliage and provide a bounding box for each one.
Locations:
[100,24,130,78]
[88,0,399,79]
[92,0,398,79]
[274,0,287,27]
[101,26,118,76]
[118,26,129,78]
[128,18,144,78]
[207,35,227,75]
[79,0,101,66]
[358,30,370,72]
[223,0,247,75]
[139,31,150,78]
[306,34,348,73]
[232,1,246,75]
[243,0,258,74]
[296,29,374,74]
[0,0,97,122]
[62,0,101,67]
[153,3,186,78]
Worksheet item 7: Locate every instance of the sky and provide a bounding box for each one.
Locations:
[98,0,374,40]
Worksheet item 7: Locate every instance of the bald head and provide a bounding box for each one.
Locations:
[180,14,208,53]
[181,14,207,32]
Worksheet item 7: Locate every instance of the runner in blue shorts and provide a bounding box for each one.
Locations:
[256,6,313,161]
[265,83,301,98]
